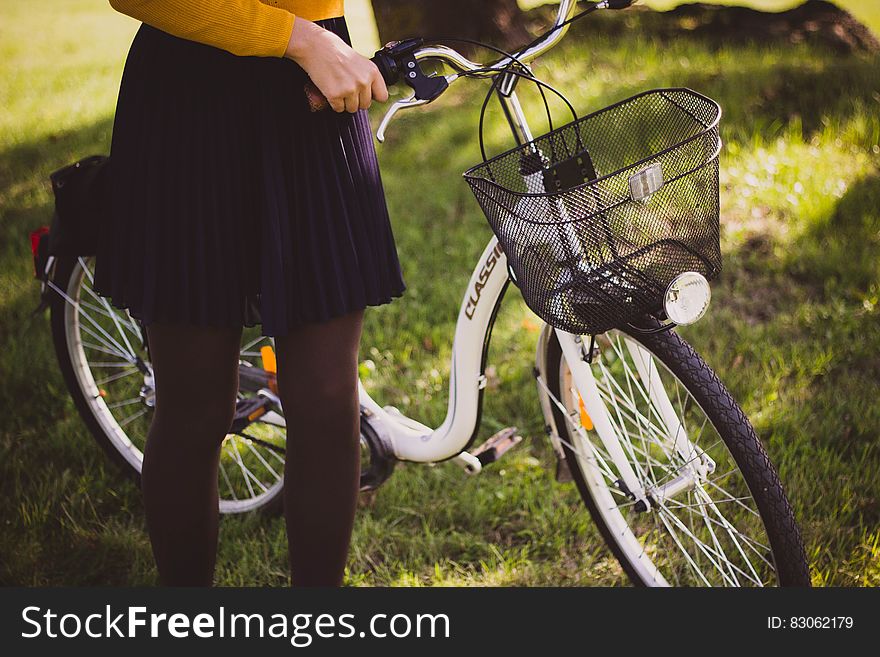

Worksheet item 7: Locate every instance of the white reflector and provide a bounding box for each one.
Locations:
[664,272,711,325]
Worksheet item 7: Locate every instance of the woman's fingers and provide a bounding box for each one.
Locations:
[340,74,379,113]
[320,75,387,113]
[371,68,389,103]
[343,93,360,114]
[358,84,372,111]
[329,95,346,113]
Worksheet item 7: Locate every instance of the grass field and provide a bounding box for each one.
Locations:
[1,0,878,586]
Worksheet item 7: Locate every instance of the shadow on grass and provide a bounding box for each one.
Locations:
[564,47,879,144]
[681,58,879,139]
[0,117,114,431]
[786,170,880,295]
[0,116,114,250]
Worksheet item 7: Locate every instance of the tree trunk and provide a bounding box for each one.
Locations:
[371,0,531,53]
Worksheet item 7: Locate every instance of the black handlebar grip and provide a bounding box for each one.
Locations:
[371,50,399,86]
[371,38,424,86]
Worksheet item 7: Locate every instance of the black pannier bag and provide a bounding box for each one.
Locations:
[47,154,110,257]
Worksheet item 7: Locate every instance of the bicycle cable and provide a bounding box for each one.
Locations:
[420,39,578,165]
[424,1,609,163]
[421,37,560,130]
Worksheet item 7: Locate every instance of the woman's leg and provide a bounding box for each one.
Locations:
[142,321,243,586]
[274,309,365,587]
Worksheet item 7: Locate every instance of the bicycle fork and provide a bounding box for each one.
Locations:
[498,84,714,511]
[554,330,651,507]
[535,324,717,512]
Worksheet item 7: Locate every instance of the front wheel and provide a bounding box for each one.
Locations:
[544,326,810,586]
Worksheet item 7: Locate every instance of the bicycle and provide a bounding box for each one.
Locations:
[30,0,810,586]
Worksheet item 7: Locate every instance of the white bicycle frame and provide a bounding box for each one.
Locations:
[356,0,701,508]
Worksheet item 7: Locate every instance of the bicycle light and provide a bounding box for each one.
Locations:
[664,272,711,325]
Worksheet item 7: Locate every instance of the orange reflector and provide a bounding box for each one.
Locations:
[98,389,107,398]
[260,346,277,374]
[577,394,594,430]
[248,407,266,422]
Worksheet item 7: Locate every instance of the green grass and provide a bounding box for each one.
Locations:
[1,0,878,586]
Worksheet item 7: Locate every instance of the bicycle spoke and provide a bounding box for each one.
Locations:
[697,515,774,567]
[219,462,239,501]
[228,437,266,495]
[243,439,282,482]
[663,495,756,511]
[655,509,714,586]
[58,260,285,514]
[49,278,134,363]
[94,367,139,386]
[687,488,743,585]
[554,328,779,586]
[701,478,761,518]
[78,257,142,352]
[81,340,130,360]
[78,283,141,346]
[78,321,133,363]
[593,366,655,484]
[241,334,268,354]
[117,407,148,428]
[105,396,144,410]
[655,503,748,586]
[694,485,765,584]
[268,445,287,465]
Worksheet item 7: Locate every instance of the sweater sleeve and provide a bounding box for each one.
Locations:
[108,0,295,58]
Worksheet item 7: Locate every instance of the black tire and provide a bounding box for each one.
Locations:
[545,327,810,587]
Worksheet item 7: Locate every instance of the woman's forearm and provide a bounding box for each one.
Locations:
[108,0,387,114]
[108,0,295,57]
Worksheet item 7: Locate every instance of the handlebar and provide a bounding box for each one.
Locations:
[372,0,585,141]
[305,0,634,140]
[397,0,582,77]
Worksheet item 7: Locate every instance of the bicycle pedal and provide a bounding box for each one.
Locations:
[229,397,270,433]
[471,427,522,467]
[238,362,274,393]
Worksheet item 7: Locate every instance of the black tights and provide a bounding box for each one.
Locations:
[142,310,364,586]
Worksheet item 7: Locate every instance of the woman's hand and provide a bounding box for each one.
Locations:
[285,17,388,113]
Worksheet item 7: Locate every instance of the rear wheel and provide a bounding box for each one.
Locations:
[545,327,810,586]
[48,255,398,514]
[48,255,286,514]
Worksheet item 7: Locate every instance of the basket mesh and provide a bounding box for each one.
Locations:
[464,88,722,335]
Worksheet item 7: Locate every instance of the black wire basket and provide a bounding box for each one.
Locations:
[463,88,723,335]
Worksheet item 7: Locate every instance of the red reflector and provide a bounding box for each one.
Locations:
[30,226,50,257]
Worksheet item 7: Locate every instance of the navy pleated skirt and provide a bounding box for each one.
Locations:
[93,17,406,337]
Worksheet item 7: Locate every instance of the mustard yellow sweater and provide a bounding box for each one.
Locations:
[108,1,345,58]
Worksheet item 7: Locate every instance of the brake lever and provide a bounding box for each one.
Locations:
[376,94,430,143]
[376,73,458,143]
